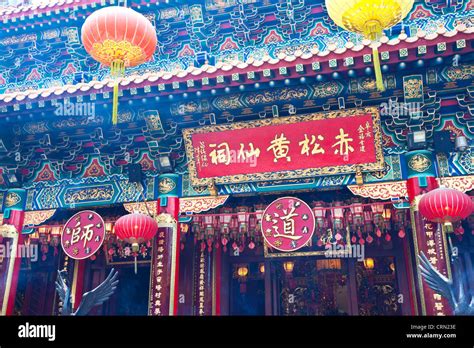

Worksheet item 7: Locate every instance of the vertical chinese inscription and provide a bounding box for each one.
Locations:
[151,230,166,316]
[198,251,206,316]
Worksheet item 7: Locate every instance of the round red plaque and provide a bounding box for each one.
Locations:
[261,197,315,252]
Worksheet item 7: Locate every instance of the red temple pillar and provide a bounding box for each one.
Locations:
[149,174,181,316]
[405,150,452,315]
[0,189,27,315]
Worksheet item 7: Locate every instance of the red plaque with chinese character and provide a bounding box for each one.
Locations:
[261,197,315,252]
[61,210,106,260]
[183,107,383,185]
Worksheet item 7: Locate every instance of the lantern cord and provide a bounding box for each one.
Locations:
[112,82,119,125]
[436,153,447,187]
[110,60,125,126]
[372,45,385,92]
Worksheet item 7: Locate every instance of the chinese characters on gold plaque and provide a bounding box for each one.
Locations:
[183,108,384,185]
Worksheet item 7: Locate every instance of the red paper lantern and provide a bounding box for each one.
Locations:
[419,187,473,231]
[114,213,158,252]
[81,6,157,124]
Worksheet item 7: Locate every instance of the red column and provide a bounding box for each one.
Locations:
[149,174,181,316]
[1,189,27,316]
[405,150,452,315]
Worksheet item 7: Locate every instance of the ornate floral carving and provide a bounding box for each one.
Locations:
[123,201,156,215]
[159,177,176,194]
[5,192,21,208]
[408,153,432,173]
[440,176,474,193]
[23,209,56,226]
[349,176,474,200]
[123,195,229,215]
[180,195,229,213]
[348,181,408,200]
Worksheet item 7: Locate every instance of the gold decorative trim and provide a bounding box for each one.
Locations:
[348,175,474,200]
[180,195,229,213]
[23,209,56,226]
[183,107,384,185]
[124,195,229,215]
[348,181,408,200]
[123,201,156,216]
[440,175,474,193]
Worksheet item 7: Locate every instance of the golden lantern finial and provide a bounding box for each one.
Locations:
[326,0,415,91]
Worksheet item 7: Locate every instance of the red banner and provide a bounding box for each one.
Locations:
[183,108,383,185]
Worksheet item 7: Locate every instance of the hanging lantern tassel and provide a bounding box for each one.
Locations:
[443,222,454,234]
[110,59,125,125]
[132,241,139,274]
[372,44,385,92]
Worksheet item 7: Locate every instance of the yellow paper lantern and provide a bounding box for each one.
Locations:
[363,257,375,269]
[283,261,295,273]
[326,0,414,91]
[237,266,249,278]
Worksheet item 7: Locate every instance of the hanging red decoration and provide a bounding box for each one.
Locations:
[418,187,473,232]
[114,212,158,272]
[114,213,158,250]
[81,6,157,125]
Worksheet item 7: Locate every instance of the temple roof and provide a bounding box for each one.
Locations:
[0,24,471,105]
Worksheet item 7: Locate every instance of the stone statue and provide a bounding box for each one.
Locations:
[55,268,119,316]
[418,250,474,315]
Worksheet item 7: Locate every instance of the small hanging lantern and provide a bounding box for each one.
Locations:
[219,207,233,235]
[350,202,364,227]
[283,261,295,273]
[236,206,250,235]
[237,266,249,278]
[312,201,327,237]
[331,202,345,230]
[363,257,375,270]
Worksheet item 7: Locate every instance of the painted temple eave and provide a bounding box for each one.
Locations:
[0,0,104,21]
[0,26,471,108]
